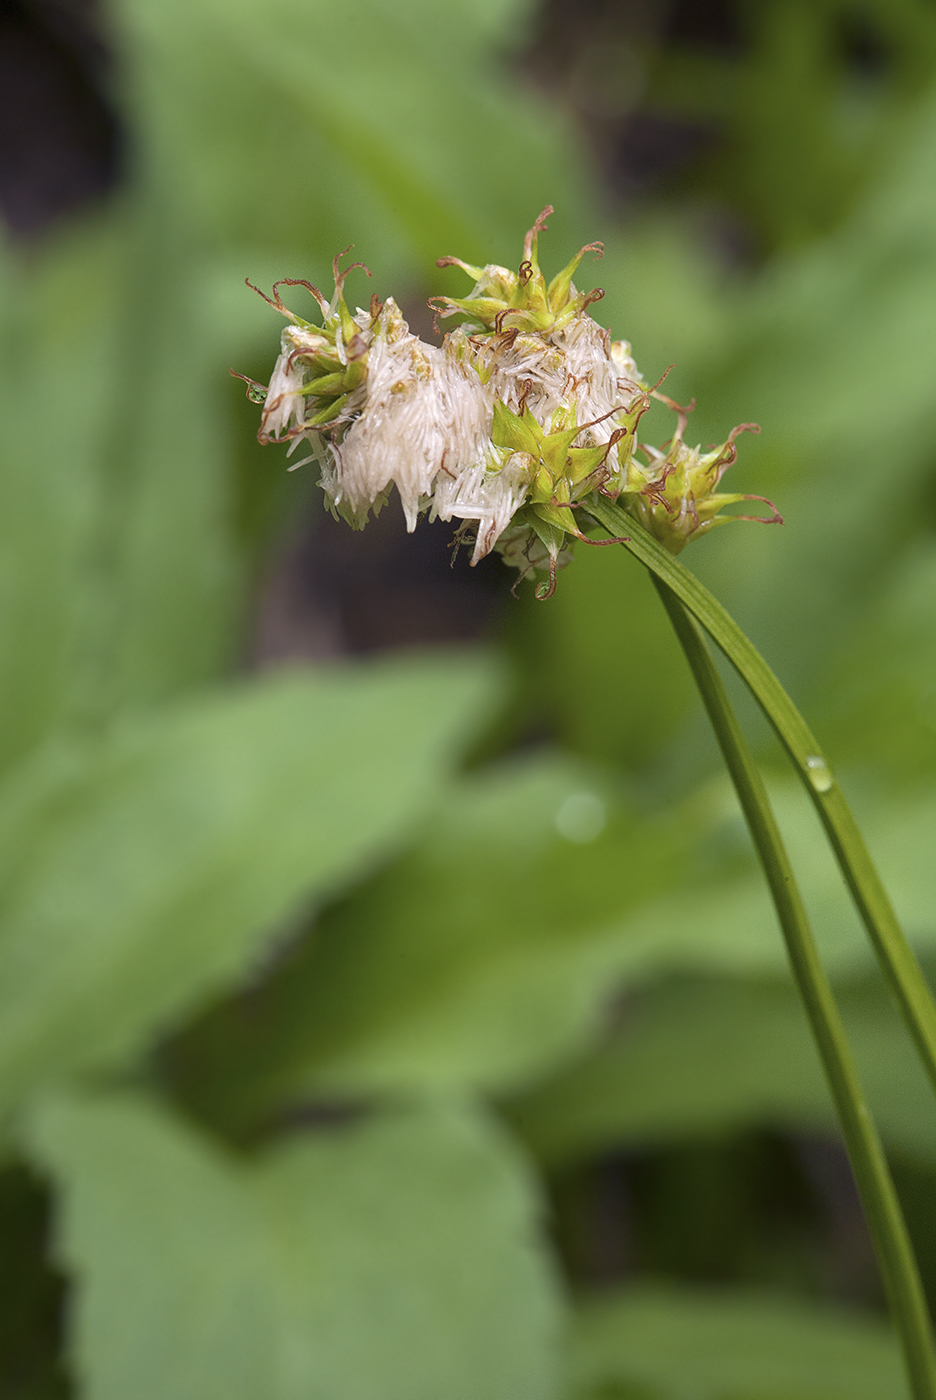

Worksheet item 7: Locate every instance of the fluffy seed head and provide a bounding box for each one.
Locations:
[239,210,778,592]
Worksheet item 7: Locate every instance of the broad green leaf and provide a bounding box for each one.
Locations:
[0,204,244,748]
[508,972,936,1169]
[585,771,936,986]
[0,221,119,770]
[175,757,936,1125]
[28,1090,562,1400]
[169,753,703,1123]
[0,653,495,1118]
[568,1285,904,1400]
[83,205,242,714]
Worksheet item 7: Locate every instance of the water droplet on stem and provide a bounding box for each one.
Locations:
[805,755,834,793]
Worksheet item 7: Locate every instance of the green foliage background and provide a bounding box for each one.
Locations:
[2,0,936,1395]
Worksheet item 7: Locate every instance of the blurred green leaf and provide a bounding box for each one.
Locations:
[523,80,936,781]
[508,971,936,1169]
[668,0,936,255]
[568,1284,903,1400]
[0,653,495,1119]
[0,0,599,769]
[684,82,936,691]
[86,218,243,716]
[504,547,698,772]
[173,754,936,1124]
[0,207,245,752]
[170,753,705,1122]
[28,1090,562,1400]
[810,541,936,784]
[559,772,936,990]
[0,221,119,770]
[113,0,594,278]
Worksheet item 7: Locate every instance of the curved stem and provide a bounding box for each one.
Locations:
[587,495,936,1098]
[652,574,936,1399]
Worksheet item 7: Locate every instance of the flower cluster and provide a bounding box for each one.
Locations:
[239,209,780,597]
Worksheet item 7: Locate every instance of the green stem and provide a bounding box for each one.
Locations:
[588,495,936,1098]
[652,574,936,1399]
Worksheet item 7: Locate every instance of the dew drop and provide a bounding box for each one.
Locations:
[555,791,607,843]
[247,385,268,404]
[805,755,834,793]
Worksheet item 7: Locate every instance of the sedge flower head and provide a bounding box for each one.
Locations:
[238,209,780,597]
[623,397,781,553]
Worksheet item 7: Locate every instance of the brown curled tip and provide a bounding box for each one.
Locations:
[581,531,631,547]
[575,404,624,436]
[654,389,696,416]
[332,245,372,291]
[642,463,677,511]
[735,494,783,526]
[245,277,284,313]
[494,307,522,334]
[256,415,316,447]
[246,277,329,319]
[274,278,328,313]
[426,296,455,335]
[284,346,313,374]
[710,422,761,470]
[230,369,267,400]
[588,427,629,476]
[580,287,605,312]
[524,205,554,263]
